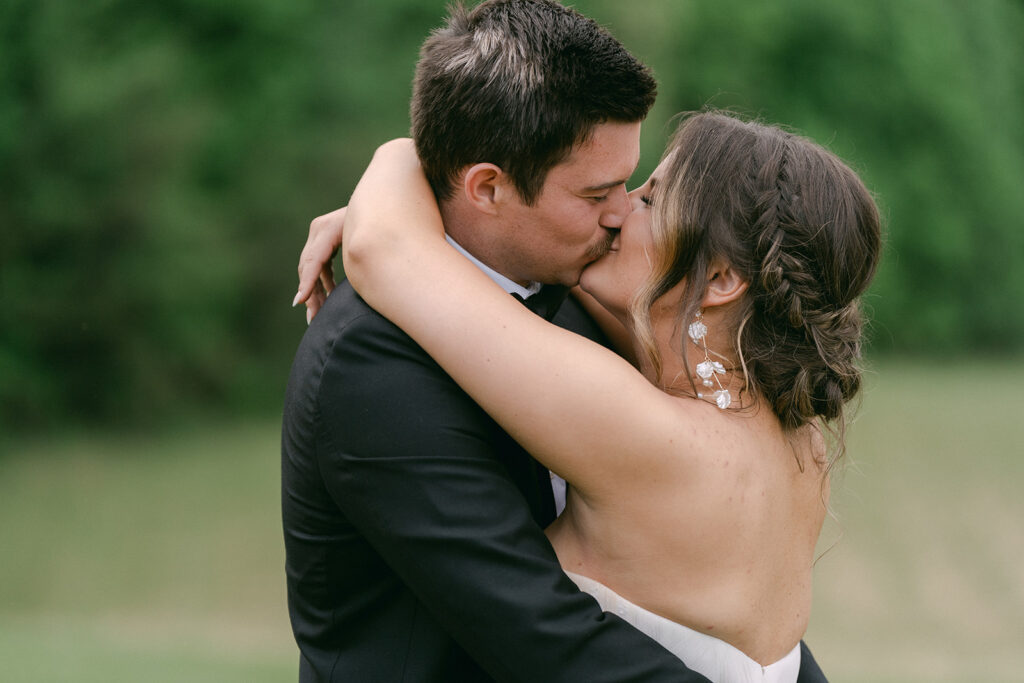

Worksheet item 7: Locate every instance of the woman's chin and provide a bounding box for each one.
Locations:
[578,266,599,296]
[578,271,615,309]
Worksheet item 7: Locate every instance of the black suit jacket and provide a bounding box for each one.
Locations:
[281,280,828,682]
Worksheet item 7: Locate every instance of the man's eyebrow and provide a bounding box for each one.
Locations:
[581,178,630,193]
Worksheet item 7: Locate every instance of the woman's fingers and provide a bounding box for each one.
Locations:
[294,207,348,314]
[305,280,327,324]
[320,258,336,295]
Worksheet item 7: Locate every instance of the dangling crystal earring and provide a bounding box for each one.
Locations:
[687,310,731,409]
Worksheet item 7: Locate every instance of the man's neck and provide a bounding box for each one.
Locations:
[440,201,541,297]
[444,234,541,298]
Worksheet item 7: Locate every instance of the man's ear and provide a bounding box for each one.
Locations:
[701,258,749,308]
[462,163,506,216]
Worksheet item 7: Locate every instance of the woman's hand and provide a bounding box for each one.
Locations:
[294,206,347,324]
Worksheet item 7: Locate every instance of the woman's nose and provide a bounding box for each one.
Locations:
[627,186,647,211]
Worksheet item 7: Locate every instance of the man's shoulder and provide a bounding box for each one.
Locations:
[300,280,424,356]
[304,280,466,392]
[286,281,435,402]
[315,280,401,335]
[285,280,501,455]
[285,280,473,444]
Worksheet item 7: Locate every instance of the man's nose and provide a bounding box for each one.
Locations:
[599,185,631,228]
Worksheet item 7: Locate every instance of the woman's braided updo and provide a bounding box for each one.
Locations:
[630,111,881,439]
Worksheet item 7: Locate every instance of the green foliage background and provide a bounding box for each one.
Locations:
[2,0,1022,432]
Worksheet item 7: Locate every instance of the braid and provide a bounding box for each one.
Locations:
[754,141,816,330]
[743,135,868,429]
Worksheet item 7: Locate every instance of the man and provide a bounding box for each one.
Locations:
[283,1,828,681]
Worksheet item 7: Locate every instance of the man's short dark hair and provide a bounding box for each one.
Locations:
[411,0,657,205]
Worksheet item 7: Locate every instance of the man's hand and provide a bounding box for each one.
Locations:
[294,206,347,323]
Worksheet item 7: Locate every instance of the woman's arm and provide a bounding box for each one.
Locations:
[343,140,690,500]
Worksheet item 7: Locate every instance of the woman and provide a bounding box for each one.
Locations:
[301,111,881,681]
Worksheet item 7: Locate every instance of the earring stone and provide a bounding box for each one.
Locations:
[688,320,708,344]
[688,310,731,410]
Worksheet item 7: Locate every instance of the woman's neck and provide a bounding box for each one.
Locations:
[631,305,746,407]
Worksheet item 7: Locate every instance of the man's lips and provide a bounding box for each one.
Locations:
[584,230,617,261]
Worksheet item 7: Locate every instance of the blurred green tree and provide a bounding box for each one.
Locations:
[0,0,442,429]
[627,0,1024,354]
[1,0,1021,433]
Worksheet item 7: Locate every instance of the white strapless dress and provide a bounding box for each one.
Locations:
[566,572,800,683]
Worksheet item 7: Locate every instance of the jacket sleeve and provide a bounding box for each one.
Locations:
[315,310,711,683]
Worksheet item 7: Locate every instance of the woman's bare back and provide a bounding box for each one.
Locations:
[546,397,828,665]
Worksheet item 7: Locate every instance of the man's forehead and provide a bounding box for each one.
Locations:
[557,124,642,187]
[570,155,641,192]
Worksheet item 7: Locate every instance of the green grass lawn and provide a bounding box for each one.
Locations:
[806,361,1024,682]
[1,361,1022,682]
[0,422,296,682]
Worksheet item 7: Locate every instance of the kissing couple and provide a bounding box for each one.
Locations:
[282,1,881,681]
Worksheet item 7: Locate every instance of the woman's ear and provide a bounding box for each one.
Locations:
[701,258,749,308]
[462,163,505,216]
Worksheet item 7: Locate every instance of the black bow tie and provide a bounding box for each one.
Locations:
[511,285,568,321]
